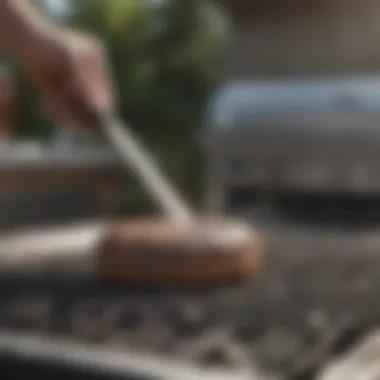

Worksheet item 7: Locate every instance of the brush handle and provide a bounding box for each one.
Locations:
[92,111,194,223]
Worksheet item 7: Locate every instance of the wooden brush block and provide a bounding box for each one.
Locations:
[97,218,261,285]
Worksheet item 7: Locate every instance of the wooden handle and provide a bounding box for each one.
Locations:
[93,111,194,223]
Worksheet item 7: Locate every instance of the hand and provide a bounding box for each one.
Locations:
[23,27,113,130]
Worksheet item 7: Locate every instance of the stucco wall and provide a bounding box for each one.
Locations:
[218,0,380,79]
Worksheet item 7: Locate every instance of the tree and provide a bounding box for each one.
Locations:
[66,0,223,138]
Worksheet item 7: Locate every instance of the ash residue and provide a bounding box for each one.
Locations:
[1,226,380,379]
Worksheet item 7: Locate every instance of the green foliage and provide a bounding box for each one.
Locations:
[17,67,53,138]
[66,0,222,140]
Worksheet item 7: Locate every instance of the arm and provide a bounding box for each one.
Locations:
[0,0,112,129]
[0,0,54,59]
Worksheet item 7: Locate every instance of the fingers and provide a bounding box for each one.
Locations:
[41,93,88,130]
[67,36,113,114]
[33,31,113,130]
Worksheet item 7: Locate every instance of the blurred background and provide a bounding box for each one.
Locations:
[3,2,380,379]
[2,0,380,228]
